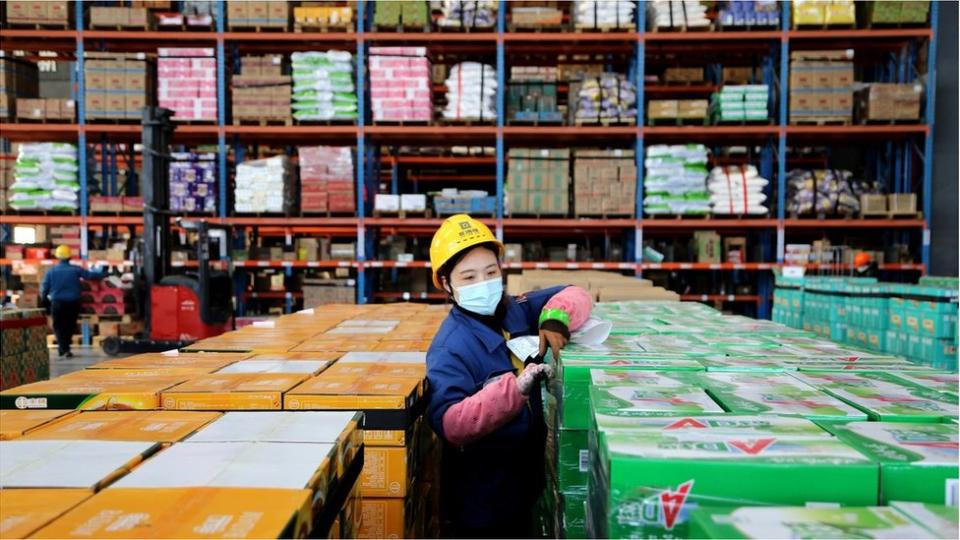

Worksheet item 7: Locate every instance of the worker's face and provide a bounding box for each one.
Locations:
[444,247,502,293]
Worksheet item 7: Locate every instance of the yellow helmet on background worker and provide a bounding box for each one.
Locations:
[54,245,71,260]
[430,214,504,288]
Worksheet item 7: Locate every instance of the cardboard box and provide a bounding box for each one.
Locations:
[825,421,958,505]
[284,374,422,432]
[794,371,958,422]
[0,489,93,539]
[694,231,722,263]
[216,359,331,375]
[0,439,157,489]
[358,497,416,539]
[724,237,748,263]
[161,373,311,411]
[88,352,248,372]
[703,372,869,422]
[361,444,416,498]
[0,409,76,440]
[0,375,188,410]
[25,411,222,443]
[31,488,313,539]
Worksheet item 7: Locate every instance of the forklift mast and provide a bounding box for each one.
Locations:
[140,106,175,330]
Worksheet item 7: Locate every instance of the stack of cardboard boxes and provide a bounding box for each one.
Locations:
[226,1,290,30]
[157,48,217,122]
[373,0,430,29]
[507,148,570,216]
[369,47,432,122]
[0,308,49,391]
[4,1,71,27]
[0,152,11,212]
[861,0,930,25]
[0,55,40,120]
[647,99,708,123]
[84,53,150,121]
[80,278,134,317]
[232,54,291,124]
[14,98,74,122]
[507,270,681,303]
[789,50,855,124]
[857,83,922,122]
[169,151,217,214]
[298,146,355,214]
[89,6,157,29]
[791,0,855,27]
[573,149,635,217]
[662,67,704,84]
[293,5,354,30]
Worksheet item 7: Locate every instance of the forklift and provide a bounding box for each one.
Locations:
[102,107,233,355]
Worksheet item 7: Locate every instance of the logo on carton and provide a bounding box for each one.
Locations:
[14,396,47,409]
[659,480,694,530]
[729,438,776,455]
[664,418,707,430]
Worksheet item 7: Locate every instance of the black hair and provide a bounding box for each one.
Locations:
[437,242,499,293]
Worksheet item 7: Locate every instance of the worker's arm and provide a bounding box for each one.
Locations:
[518,285,595,360]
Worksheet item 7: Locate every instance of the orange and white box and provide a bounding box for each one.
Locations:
[161,373,310,411]
[0,439,158,490]
[0,409,76,440]
[24,411,222,443]
[0,489,92,539]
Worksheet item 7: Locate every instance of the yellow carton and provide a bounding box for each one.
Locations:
[162,373,310,411]
[88,352,249,371]
[31,487,313,539]
[248,352,344,362]
[24,411,222,443]
[0,376,187,410]
[0,489,92,539]
[373,339,432,351]
[357,497,417,539]
[285,374,422,430]
[0,409,76,440]
[323,362,425,380]
[292,336,383,353]
[361,443,417,498]
[339,481,362,539]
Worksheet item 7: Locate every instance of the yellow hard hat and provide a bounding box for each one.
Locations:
[430,214,503,288]
[54,245,71,260]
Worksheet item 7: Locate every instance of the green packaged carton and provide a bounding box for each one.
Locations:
[825,421,958,505]
[561,490,588,539]
[701,373,869,421]
[594,414,832,439]
[558,428,590,490]
[589,385,724,419]
[689,505,936,539]
[794,371,959,422]
[888,372,959,397]
[590,431,878,538]
[891,502,959,539]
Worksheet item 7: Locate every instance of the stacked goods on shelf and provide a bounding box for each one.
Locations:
[8,143,80,212]
[647,99,708,124]
[298,146,355,214]
[886,284,958,370]
[0,155,11,212]
[14,98,74,122]
[574,0,635,30]
[84,52,150,121]
[232,54,291,124]
[647,0,711,30]
[507,271,678,302]
[643,144,710,216]
[442,62,496,122]
[234,156,295,215]
[370,47,432,122]
[157,48,217,122]
[506,148,570,216]
[0,308,49,391]
[293,4,353,31]
[291,51,357,122]
[89,6,157,29]
[857,83,922,122]
[789,50,855,124]
[80,276,134,317]
[708,165,770,215]
[573,149,636,217]
[226,1,289,30]
[711,85,769,123]
[507,66,561,123]
[511,3,564,29]
[663,67,704,84]
[691,504,957,539]
[791,0,856,27]
[0,55,40,120]
[303,277,355,306]
[718,0,780,28]
[4,1,71,27]
[433,1,498,29]
[49,225,81,256]
[374,0,430,29]
[786,169,876,217]
[374,193,428,215]
[177,0,217,27]
[433,188,496,216]
[861,1,931,26]
[723,66,763,84]
[572,74,637,124]
[169,151,216,214]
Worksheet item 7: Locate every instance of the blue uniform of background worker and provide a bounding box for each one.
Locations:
[40,245,106,357]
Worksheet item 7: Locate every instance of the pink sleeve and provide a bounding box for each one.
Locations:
[544,286,594,331]
[441,374,527,447]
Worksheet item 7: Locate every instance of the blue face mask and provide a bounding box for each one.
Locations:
[454,277,503,316]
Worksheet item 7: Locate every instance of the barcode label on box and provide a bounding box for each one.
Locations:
[579,450,589,472]
[947,479,958,507]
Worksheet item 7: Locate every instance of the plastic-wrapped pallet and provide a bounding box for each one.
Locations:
[709,165,769,215]
[712,85,769,123]
[443,62,496,121]
[433,1,497,29]
[719,0,780,28]
[786,169,875,217]
[234,156,295,214]
[7,143,79,212]
[643,144,710,216]
[291,50,357,122]
[157,48,217,122]
[169,152,216,214]
[573,74,637,124]
[374,0,429,29]
[647,0,711,30]
[298,146,355,213]
[574,1,635,30]
[370,47,432,122]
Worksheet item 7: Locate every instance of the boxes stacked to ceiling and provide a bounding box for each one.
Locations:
[157,48,217,122]
[298,146,355,214]
[291,50,357,122]
[442,62,496,122]
[169,151,216,214]
[7,143,79,212]
[643,144,710,216]
[369,47,432,122]
[506,148,570,216]
[234,156,296,214]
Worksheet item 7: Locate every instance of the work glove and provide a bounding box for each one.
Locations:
[517,363,554,396]
[538,319,570,362]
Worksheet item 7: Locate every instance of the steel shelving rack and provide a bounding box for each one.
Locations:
[0,1,940,318]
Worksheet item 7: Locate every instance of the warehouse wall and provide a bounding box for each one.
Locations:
[931,2,959,276]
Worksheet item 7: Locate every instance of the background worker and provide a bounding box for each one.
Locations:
[425,214,594,538]
[40,245,107,358]
[853,251,878,278]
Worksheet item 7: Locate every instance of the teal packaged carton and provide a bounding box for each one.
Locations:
[589,431,879,538]
[891,502,960,539]
[924,337,958,372]
[794,371,959,422]
[689,505,935,539]
[701,372,869,421]
[824,421,958,505]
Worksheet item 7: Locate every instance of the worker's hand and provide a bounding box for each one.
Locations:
[538,327,569,362]
[517,363,553,396]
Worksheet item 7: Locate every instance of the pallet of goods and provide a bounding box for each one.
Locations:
[85,52,151,122]
[232,54,291,125]
[227,0,290,31]
[374,0,430,31]
[573,149,635,217]
[5,1,72,28]
[157,48,217,122]
[89,6,157,30]
[506,148,570,217]
[0,308,49,391]
[789,50,855,125]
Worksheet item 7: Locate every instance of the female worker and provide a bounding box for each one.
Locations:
[425,214,594,538]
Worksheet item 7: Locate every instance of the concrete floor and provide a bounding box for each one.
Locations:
[48,347,123,377]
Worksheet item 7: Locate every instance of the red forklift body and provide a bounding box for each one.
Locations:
[150,284,232,342]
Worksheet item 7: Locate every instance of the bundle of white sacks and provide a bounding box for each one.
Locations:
[709,165,769,215]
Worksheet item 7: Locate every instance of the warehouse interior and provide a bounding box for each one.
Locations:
[0,1,958,539]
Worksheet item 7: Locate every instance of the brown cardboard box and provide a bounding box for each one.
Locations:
[7,1,30,21]
[664,67,704,83]
[832,90,853,113]
[648,100,678,118]
[832,65,854,87]
[268,1,289,24]
[125,94,146,114]
[125,71,148,92]
[17,98,44,120]
[48,1,70,22]
[28,0,48,21]
[789,68,817,90]
[694,230,722,263]
[227,1,249,23]
[724,237,748,264]
[723,66,760,84]
[106,94,126,114]
[106,68,125,91]
[251,2,269,20]
[44,99,60,120]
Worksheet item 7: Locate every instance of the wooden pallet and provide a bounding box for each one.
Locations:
[575,117,638,127]
[789,117,852,126]
[435,118,496,126]
[650,24,715,33]
[86,117,142,124]
[573,25,634,33]
[233,117,293,127]
[859,211,923,220]
[6,21,71,30]
[435,24,496,33]
[371,119,432,126]
[574,212,635,219]
[372,210,432,219]
[80,314,134,324]
[373,24,432,32]
[89,24,155,31]
[507,117,565,126]
[508,23,566,33]
[647,117,708,127]
[644,213,712,219]
[13,117,75,124]
[860,118,923,125]
[293,118,357,126]
[714,118,776,126]
[793,23,857,30]
[227,24,288,32]
[300,210,357,217]
[294,22,352,33]
[171,118,218,125]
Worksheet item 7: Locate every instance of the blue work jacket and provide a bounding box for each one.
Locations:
[426,285,564,529]
[40,260,105,303]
